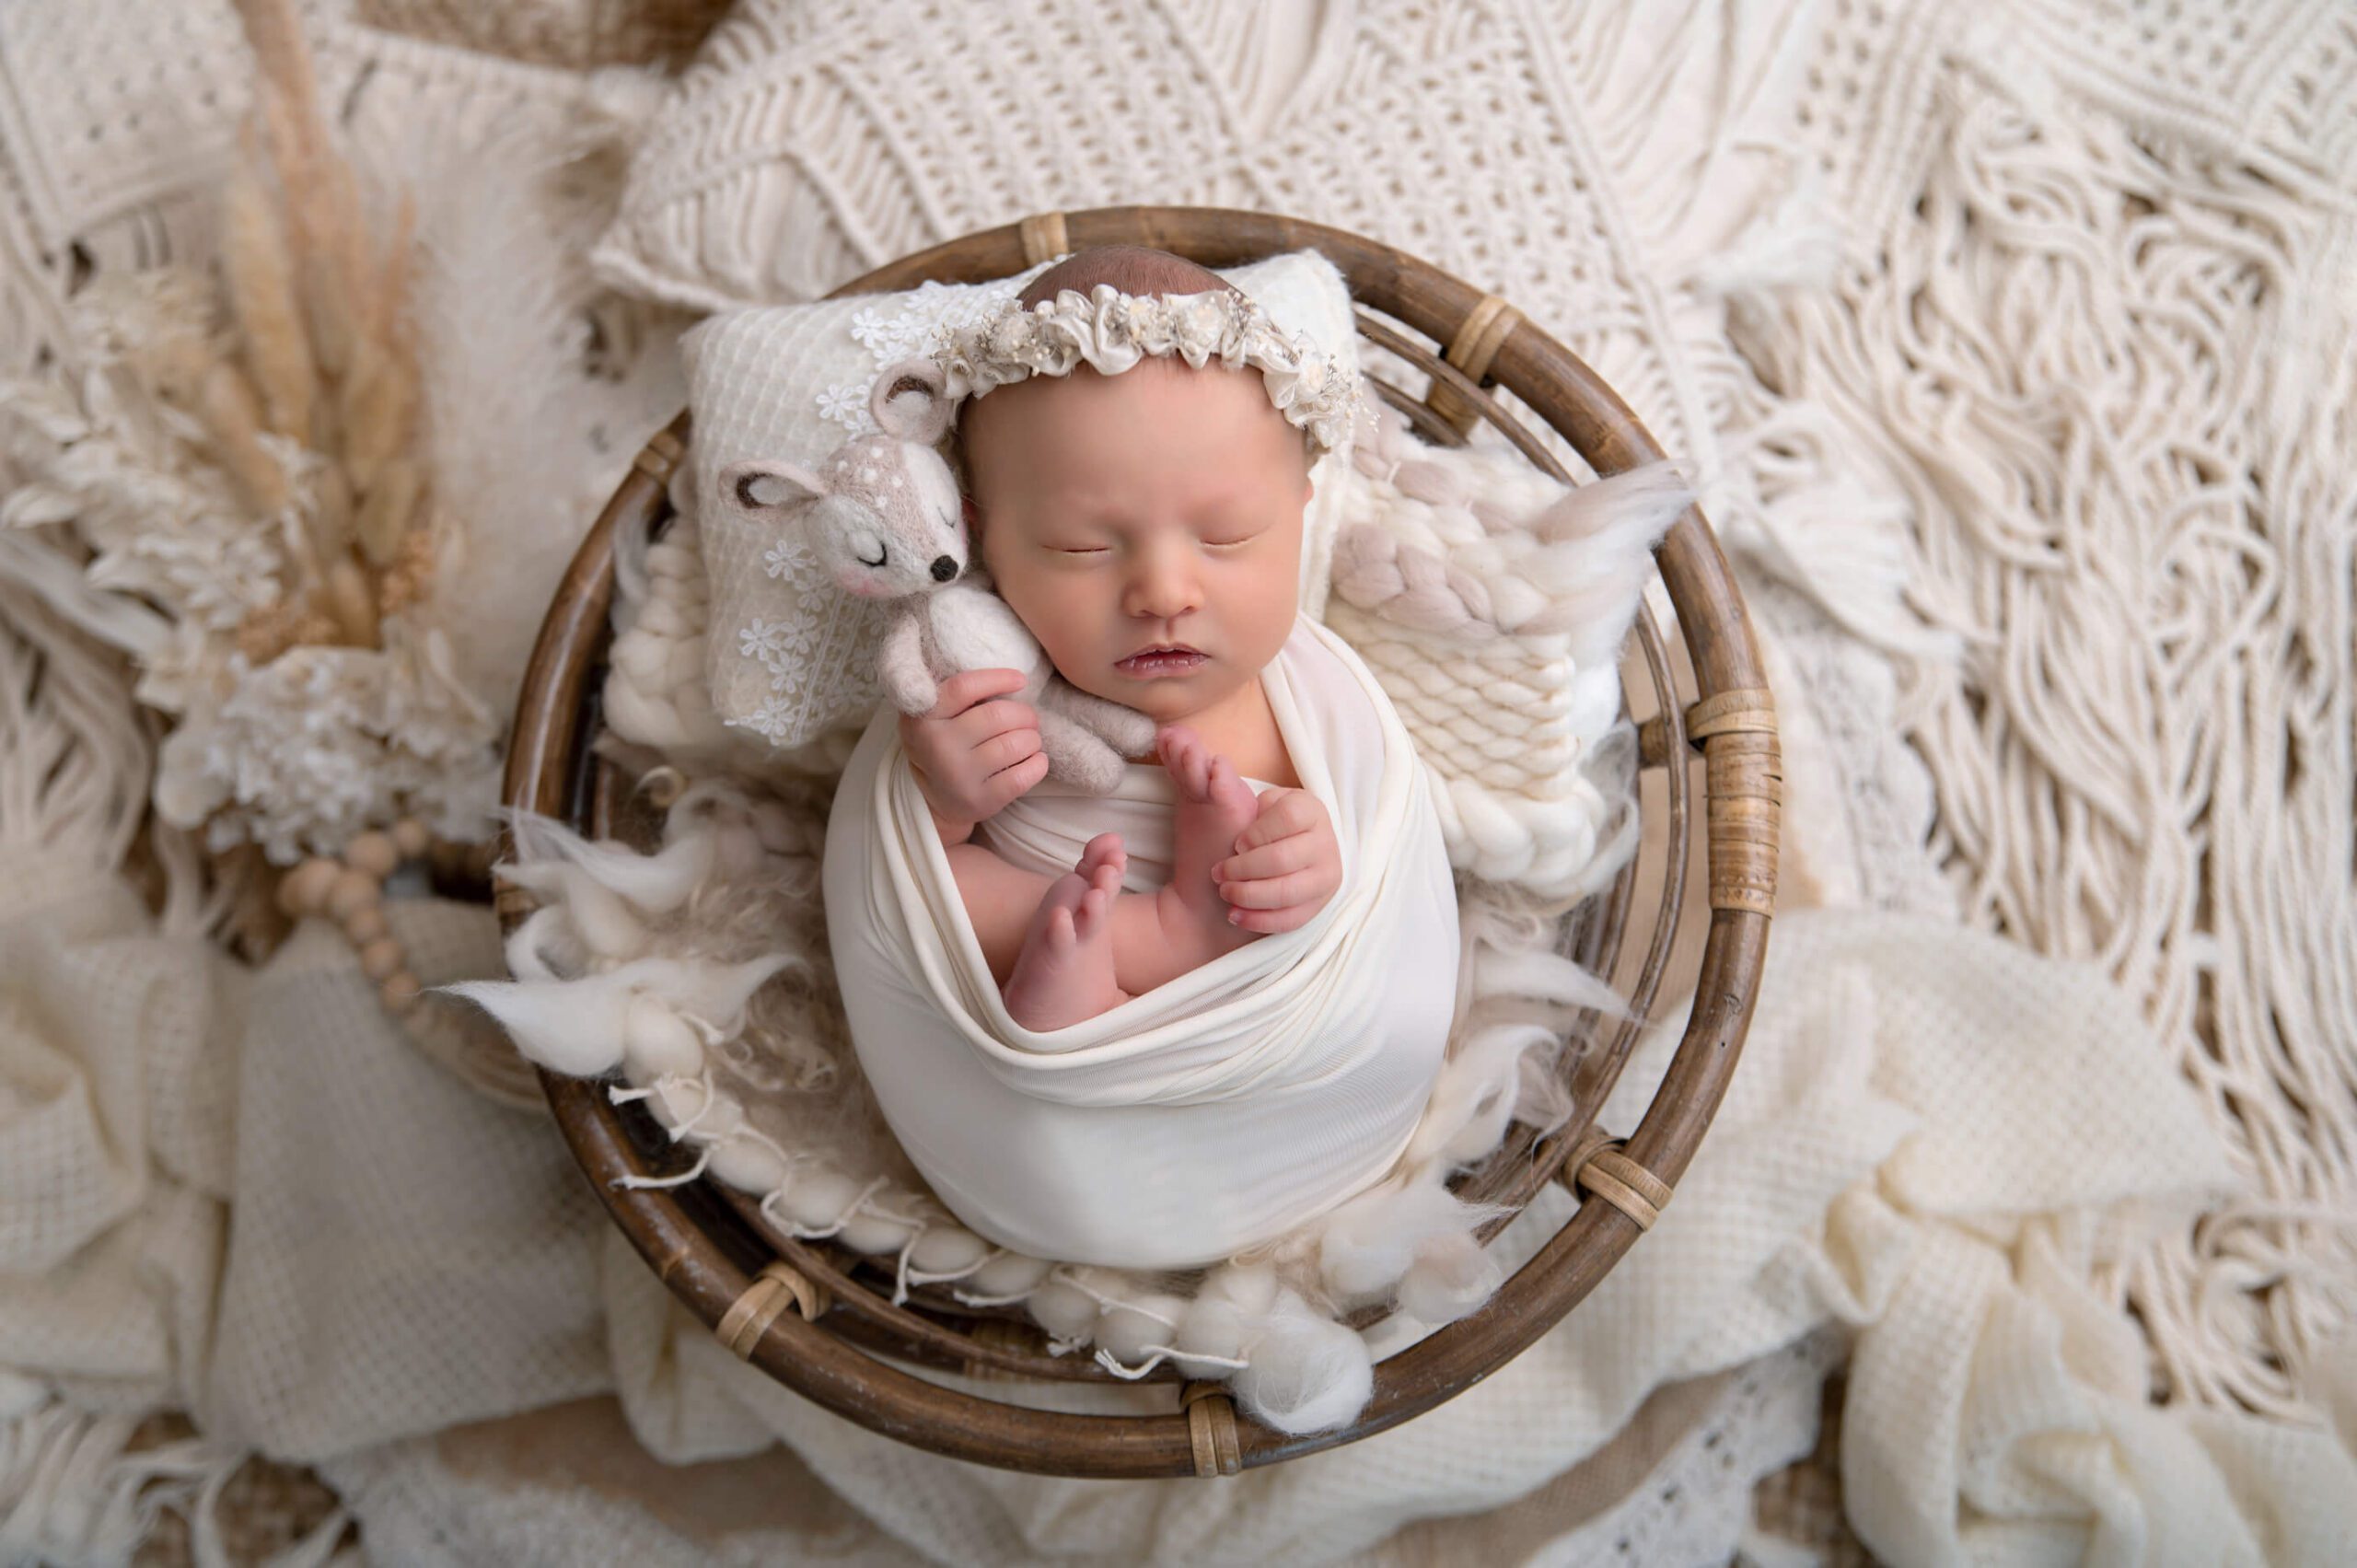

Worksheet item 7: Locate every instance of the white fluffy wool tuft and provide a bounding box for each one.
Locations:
[1397,1230,1503,1327]
[1315,1177,1492,1307]
[1231,1290,1376,1436]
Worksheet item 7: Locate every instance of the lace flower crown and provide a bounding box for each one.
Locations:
[930,284,1361,453]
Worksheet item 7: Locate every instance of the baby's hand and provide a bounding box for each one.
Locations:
[1214,787,1341,934]
[899,668,1050,842]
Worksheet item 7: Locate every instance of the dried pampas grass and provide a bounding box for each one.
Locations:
[2,0,685,890]
[219,156,314,443]
[216,0,431,656]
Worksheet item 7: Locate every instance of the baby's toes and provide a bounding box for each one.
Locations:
[1028,870,1088,936]
[1074,885,1111,939]
[1042,903,1076,953]
[1077,830,1127,881]
[1157,726,1210,798]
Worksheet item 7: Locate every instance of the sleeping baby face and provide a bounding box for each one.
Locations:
[959,355,1312,727]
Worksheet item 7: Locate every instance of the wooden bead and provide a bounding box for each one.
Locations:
[379,972,422,1013]
[359,938,406,982]
[390,818,432,857]
[346,830,399,878]
[326,868,381,922]
[276,858,340,917]
[342,905,389,945]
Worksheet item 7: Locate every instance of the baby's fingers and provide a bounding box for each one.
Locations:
[927,667,1031,719]
[952,697,1039,744]
[982,749,1051,811]
[1233,788,1321,849]
[1219,866,1329,911]
[1228,902,1320,935]
[1213,834,1316,885]
[973,726,1042,775]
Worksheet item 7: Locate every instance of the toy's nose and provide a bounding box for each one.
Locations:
[930,555,958,582]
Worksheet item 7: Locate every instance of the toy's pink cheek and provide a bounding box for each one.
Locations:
[839,576,882,598]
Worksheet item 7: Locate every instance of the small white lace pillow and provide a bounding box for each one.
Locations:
[685,250,1360,755]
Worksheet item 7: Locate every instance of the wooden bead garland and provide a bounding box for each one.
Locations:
[272,816,485,1016]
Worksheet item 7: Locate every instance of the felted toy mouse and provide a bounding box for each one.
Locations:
[718,358,1156,794]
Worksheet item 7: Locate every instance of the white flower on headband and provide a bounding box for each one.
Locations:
[932,285,1361,452]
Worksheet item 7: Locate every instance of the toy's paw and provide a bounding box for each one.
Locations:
[1040,734,1127,796]
[1038,679,1158,758]
[1097,703,1159,758]
[882,665,940,716]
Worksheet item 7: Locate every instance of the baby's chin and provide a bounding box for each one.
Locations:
[1075,665,1236,725]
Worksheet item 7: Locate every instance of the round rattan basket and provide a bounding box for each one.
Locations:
[503,206,1781,1480]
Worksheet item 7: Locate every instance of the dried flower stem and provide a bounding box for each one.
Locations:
[196,361,289,517]
[354,453,420,565]
[220,149,314,440]
[323,554,380,649]
[220,0,428,656]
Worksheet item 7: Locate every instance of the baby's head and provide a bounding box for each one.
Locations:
[955,247,1314,726]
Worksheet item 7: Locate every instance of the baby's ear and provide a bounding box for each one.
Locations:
[870,358,954,446]
[719,459,824,515]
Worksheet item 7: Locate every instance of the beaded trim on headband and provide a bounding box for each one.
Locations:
[930,285,1361,452]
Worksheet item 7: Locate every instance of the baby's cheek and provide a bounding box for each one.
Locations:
[1009,589,1109,692]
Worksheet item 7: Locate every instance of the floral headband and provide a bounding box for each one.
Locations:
[929,284,1361,453]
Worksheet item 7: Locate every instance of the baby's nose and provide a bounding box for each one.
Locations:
[930,555,958,582]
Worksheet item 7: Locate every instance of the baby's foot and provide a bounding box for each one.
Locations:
[1157,726,1263,957]
[1004,834,1129,1029]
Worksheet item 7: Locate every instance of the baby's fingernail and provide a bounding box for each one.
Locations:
[1227,909,1241,924]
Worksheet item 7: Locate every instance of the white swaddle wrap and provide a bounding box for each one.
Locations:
[822,618,1459,1269]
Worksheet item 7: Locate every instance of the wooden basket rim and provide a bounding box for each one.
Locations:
[502,205,1779,1479]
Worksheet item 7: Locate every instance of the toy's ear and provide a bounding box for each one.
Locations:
[719,459,824,514]
[870,358,954,446]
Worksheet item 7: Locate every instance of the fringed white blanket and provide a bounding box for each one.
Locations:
[825,618,1459,1269]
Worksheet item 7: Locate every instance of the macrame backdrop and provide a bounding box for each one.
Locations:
[0,0,2352,1562]
[1738,0,2357,1423]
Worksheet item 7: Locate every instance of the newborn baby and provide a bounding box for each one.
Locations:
[821,247,1460,1267]
[904,250,1341,1030]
